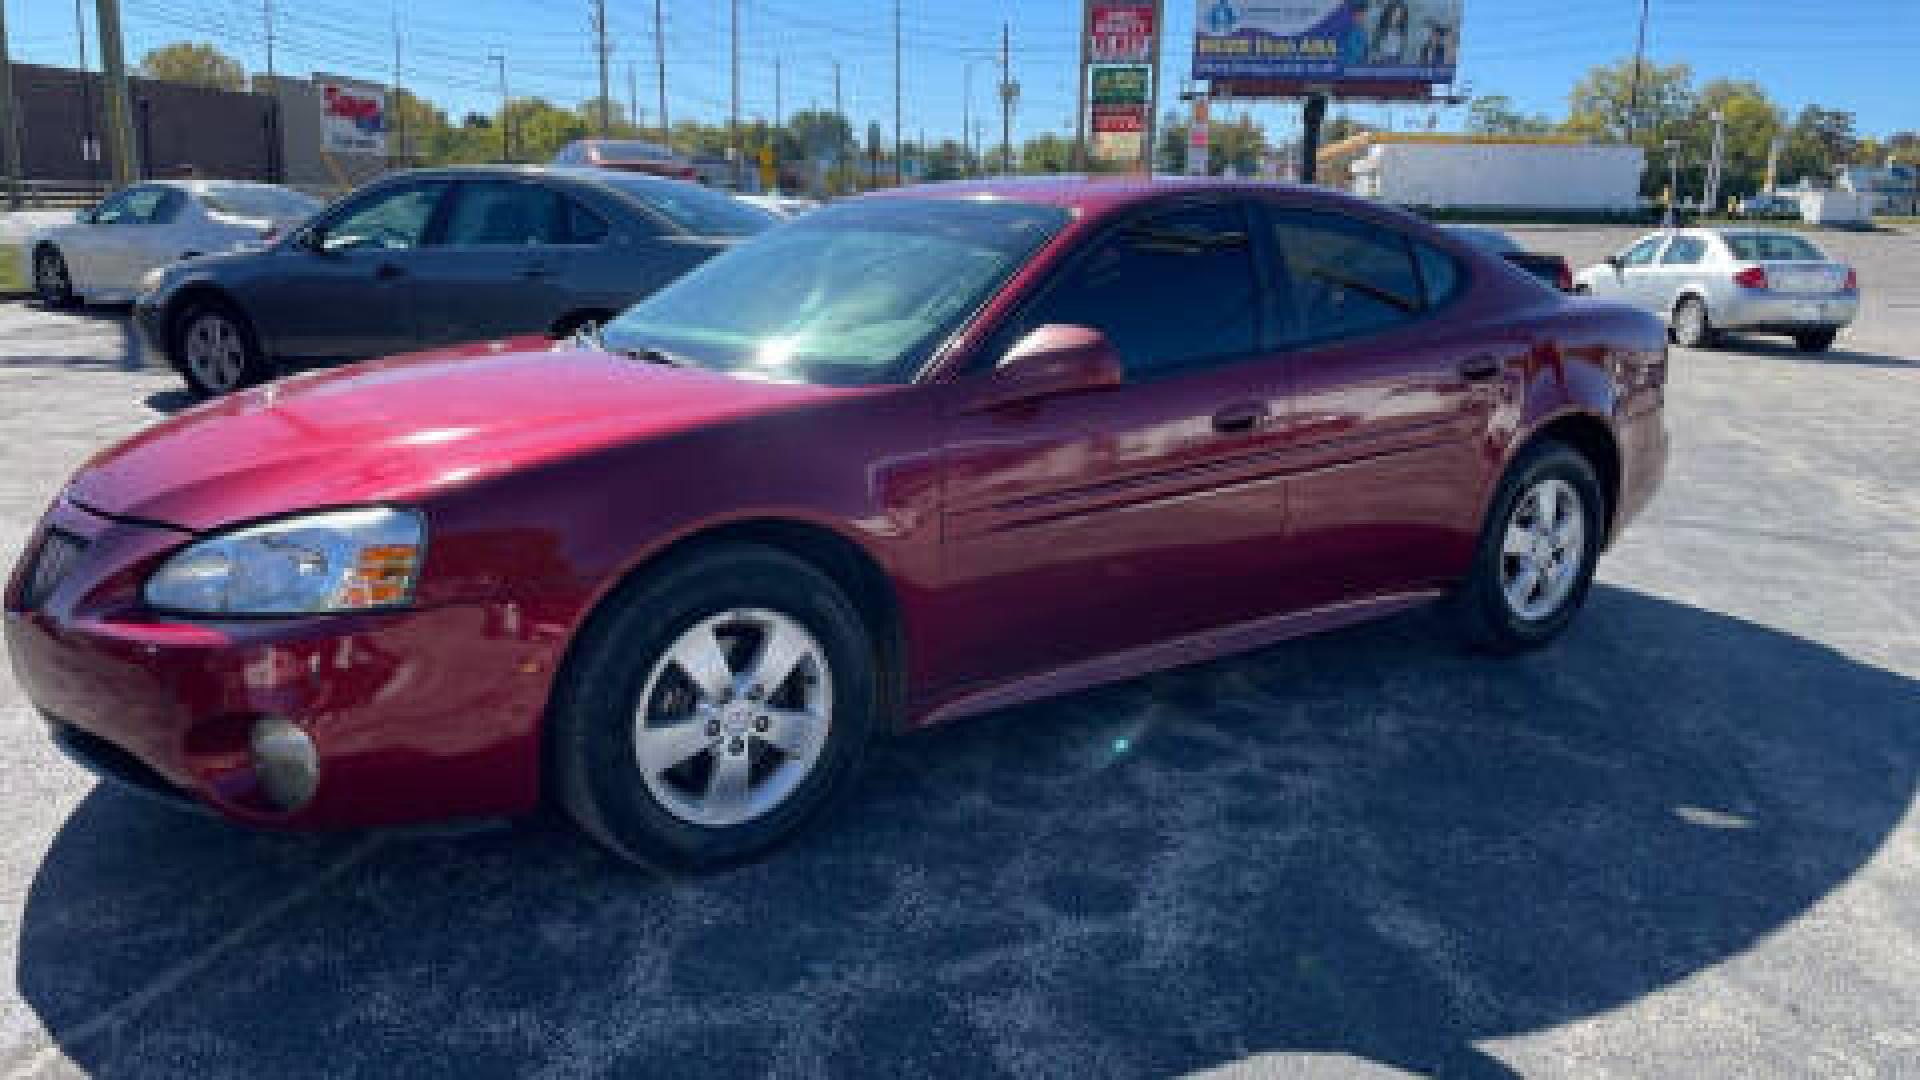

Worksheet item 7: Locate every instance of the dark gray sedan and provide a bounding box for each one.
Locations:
[134,166,776,395]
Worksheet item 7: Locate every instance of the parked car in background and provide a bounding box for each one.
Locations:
[9,179,1668,867]
[735,193,823,219]
[551,139,699,182]
[1444,225,1575,292]
[134,165,777,395]
[28,180,321,307]
[1737,193,1800,220]
[1573,227,1858,351]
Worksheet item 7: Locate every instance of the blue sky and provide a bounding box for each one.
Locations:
[8,0,1915,149]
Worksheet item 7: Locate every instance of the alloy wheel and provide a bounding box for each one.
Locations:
[1499,477,1586,621]
[633,608,833,828]
[183,312,248,392]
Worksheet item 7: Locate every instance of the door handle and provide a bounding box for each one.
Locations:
[374,263,406,281]
[1459,354,1502,381]
[1211,401,1270,434]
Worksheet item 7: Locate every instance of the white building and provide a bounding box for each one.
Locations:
[1324,134,1645,212]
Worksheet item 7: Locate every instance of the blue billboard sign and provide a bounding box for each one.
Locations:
[1193,0,1462,83]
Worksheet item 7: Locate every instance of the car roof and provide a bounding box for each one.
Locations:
[861,175,1361,215]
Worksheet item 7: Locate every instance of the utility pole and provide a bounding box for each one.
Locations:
[0,0,21,209]
[95,0,139,186]
[1704,108,1726,214]
[730,0,740,188]
[653,0,668,147]
[489,52,510,161]
[1626,0,1650,137]
[390,7,404,168]
[261,0,281,181]
[628,60,639,136]
[892,0,902,185]
[1143,0,1164,175]
[1073,0,1089,170]
[998,26,1021,176]
[1300,92,1327,185]
[591,0,611,135]
[262,0,276,85]
[832,59,844,191]
[76,0,99,190]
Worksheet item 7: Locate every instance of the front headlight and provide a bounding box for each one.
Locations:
[138,267,166,293]
[144,507,425,615]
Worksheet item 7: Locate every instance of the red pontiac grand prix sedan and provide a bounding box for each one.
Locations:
[6,179,1668,867]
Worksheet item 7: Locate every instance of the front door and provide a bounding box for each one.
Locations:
[256,178,451,361]
[1590,233,1669,310]
[1258,205,1502,610]
[932,200,1292,695]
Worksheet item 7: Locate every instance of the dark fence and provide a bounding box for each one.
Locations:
[12,63,277,189]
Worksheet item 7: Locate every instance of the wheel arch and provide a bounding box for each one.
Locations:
[541,515,912,801]
[1519,411,1622,546]
[163,282,259,354]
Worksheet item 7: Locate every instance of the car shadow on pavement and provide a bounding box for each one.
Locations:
[0,304,152,374]
[16,585,1920,1078]
[1717,335,1916,368]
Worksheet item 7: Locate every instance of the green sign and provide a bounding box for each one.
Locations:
[1090,66,1150,106]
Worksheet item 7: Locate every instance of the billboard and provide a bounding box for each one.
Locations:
[317,76,388,155]
[1090,2,1157,63]
[1193,0,1462,83]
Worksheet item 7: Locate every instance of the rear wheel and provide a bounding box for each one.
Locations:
[552,543,877,869]
[1672,295,1719,348]
[1450,440,1604,653]
[173,300,268,397]
[33,247,76,308]
[1793,329,1837,352]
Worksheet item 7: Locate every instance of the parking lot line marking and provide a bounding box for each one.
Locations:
[4,835,384,1079]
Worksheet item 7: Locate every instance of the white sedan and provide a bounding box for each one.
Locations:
[27,180,322,306]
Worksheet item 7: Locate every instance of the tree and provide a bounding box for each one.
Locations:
[575,96,631,133]
[138,42,246,92]
[1563,58,1694,142]
[1466,94,1552,136]
[1022,133,1074,174]
[1681,79,1784,200]
[1783,105,1858,186]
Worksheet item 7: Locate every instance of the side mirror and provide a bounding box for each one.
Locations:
[968,324,1124,412]
[1605,254,1625,271]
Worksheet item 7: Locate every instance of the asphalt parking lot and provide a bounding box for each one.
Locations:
[1,224,1917,1078]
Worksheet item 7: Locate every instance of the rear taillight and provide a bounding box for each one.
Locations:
[1556,262,1574,292]
[1843,267,1858,291]
[1732,266,1768,290]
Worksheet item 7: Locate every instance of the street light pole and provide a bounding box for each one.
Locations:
[489,52,510,162]
[1663,138,1681,226]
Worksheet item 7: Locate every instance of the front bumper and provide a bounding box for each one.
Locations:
[1715,290,1859,331]
[5,499,551,829]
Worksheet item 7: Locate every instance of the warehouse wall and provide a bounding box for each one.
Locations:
[1365,143,1646,211]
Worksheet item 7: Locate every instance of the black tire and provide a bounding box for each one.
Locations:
[552,543,877,870]
[1793,329,1837,352]
[1672,295,1719,348]
[32,246,76,308]
[1449,440,1605,654]
[171,298,270,397]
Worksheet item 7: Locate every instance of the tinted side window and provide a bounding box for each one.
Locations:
[1414,241,1463,306]
[321,181,451,251]
[89,190,136,224]
[121,187,170,223]
[443,180,564,246]
[1267,209,1425,346]
[1662,236,1706,265]
[562,197,612,245]
[1621,236,1665,267]
[1015,203,1259,379]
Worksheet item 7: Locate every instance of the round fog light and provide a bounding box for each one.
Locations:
[250,716,319,811]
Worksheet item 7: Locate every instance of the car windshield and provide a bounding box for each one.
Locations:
[199,184,321,221]
[1724,232,1824,262]
[584,171,777,236]
[601,198,1069,386]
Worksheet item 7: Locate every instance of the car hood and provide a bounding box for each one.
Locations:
[66,341,860,531]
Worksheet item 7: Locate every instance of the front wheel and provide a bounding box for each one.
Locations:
[1450,441,1605,653]
[1672,295,1719,349]
[173,300,269,396]
[1793,329,1838,352]
[552,544,877,869]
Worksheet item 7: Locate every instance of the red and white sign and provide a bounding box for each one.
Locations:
[1092,105,1146,134]
[1089,2,1156,63]
[316,75,388,155]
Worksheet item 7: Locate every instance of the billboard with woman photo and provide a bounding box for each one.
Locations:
[1193,0,1463,83]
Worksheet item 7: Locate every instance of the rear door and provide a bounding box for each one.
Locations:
[934,199,1293,692]
[1259,205,1503,609]
[406,176,575,345]
[1646,232,1709,316]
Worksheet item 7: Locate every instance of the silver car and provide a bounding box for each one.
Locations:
[1574,228,1858,352]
